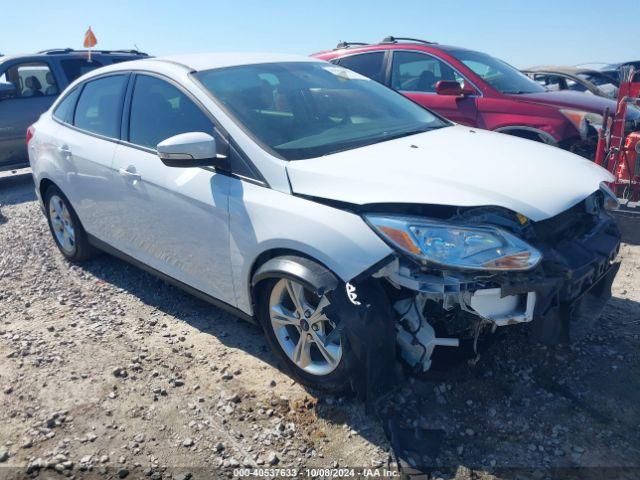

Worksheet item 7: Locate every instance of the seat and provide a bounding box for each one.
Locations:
[23,76,43,97]
[44,72,59,96]
[416,71,436,92]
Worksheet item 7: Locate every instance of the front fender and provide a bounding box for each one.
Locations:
[229,181,393,315]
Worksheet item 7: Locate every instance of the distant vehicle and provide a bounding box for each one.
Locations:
[601,61,640,83]
[0,48,148,171]
[523,66,619,98]
[313,37,640,158]
[577,61,640,83]
[29,53,620,392]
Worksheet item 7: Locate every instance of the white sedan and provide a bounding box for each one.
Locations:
[28,53,621,393]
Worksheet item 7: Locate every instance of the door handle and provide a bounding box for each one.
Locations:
[118,166,142,182]
[57,144,72,157]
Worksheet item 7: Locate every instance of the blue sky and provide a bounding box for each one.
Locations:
[3,0,639,68]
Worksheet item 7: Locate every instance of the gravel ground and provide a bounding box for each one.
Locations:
[1,174,639,480]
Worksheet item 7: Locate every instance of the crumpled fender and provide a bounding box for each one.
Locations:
[253,254,398,404]
[325,278,398,408]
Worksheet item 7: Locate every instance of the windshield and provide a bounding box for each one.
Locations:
[194,62,449,160]
[450,50,546,94]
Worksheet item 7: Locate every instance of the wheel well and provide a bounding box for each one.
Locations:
[248,249,336,308]
[496,127,557,145]
[504,129,541,141]
[39,178,56,200]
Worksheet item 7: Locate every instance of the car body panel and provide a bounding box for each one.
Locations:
[507,90,617,112]
[286,125,614,222]
[0,95,56,167]
[50,124,120,242]
[400,91,478,126]
[228,180,393,313]
[110,144,236,305]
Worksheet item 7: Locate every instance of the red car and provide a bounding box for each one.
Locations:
[313,37,640,158]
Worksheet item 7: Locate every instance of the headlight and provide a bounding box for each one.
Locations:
[560,109,604,139]
[364,215,542,271]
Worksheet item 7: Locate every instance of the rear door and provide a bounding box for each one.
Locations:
[51,74,129,243]
[0,60,60,168]
[335,51,388,84]
[110,73,235,305]
[388,51,478,126]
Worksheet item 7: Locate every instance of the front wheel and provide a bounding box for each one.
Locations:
[257,275,350,392]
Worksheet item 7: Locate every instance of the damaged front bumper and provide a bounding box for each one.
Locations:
[345,203,621,378]
[324,196,621,404]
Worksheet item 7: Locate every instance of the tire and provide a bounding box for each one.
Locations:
[44,185,97,262]
[256,272,351,393]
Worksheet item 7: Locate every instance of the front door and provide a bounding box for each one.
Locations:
[0,61,60,168]
[389,51,478,126]
[110,74,235,305]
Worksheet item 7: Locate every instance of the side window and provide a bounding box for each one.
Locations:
[534,74,562,91]
[128,75,212,150]
[53,87,82,123]
[565,78,587,92]
[59,58,104,83]
[391,52,463,93]
[0,62,58,98]
[337,52,386,83]
[74,75,127,138]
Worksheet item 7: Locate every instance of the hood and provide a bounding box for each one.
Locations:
[508,90,616,114]
[286,125,614,222]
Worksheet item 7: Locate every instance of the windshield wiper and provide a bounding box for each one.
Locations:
[381,125,443,141]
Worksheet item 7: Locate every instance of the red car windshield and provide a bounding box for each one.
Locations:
[450,50,546,95]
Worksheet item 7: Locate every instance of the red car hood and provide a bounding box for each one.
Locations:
[507,90,616,114]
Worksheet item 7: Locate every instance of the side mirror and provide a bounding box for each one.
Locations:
[435,80,477,97]
[0,82,17,100]
[435,80,463,96]
[157,132,227,169]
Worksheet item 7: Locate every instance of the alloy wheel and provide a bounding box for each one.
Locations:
[268,278,342,376]
[49,195,76,255]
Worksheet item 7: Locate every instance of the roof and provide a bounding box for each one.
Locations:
[155,52,318,71]
[312,37,476,57]
[0,49,147,64]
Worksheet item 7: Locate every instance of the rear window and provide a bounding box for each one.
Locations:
[336,52,386,83]
[60,58,104,83]
[73,75,127,138]
[53,87,81,123]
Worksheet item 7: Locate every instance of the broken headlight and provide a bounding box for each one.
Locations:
[364,215,542,271]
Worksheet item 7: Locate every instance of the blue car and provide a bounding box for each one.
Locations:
[0,48,148,171]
